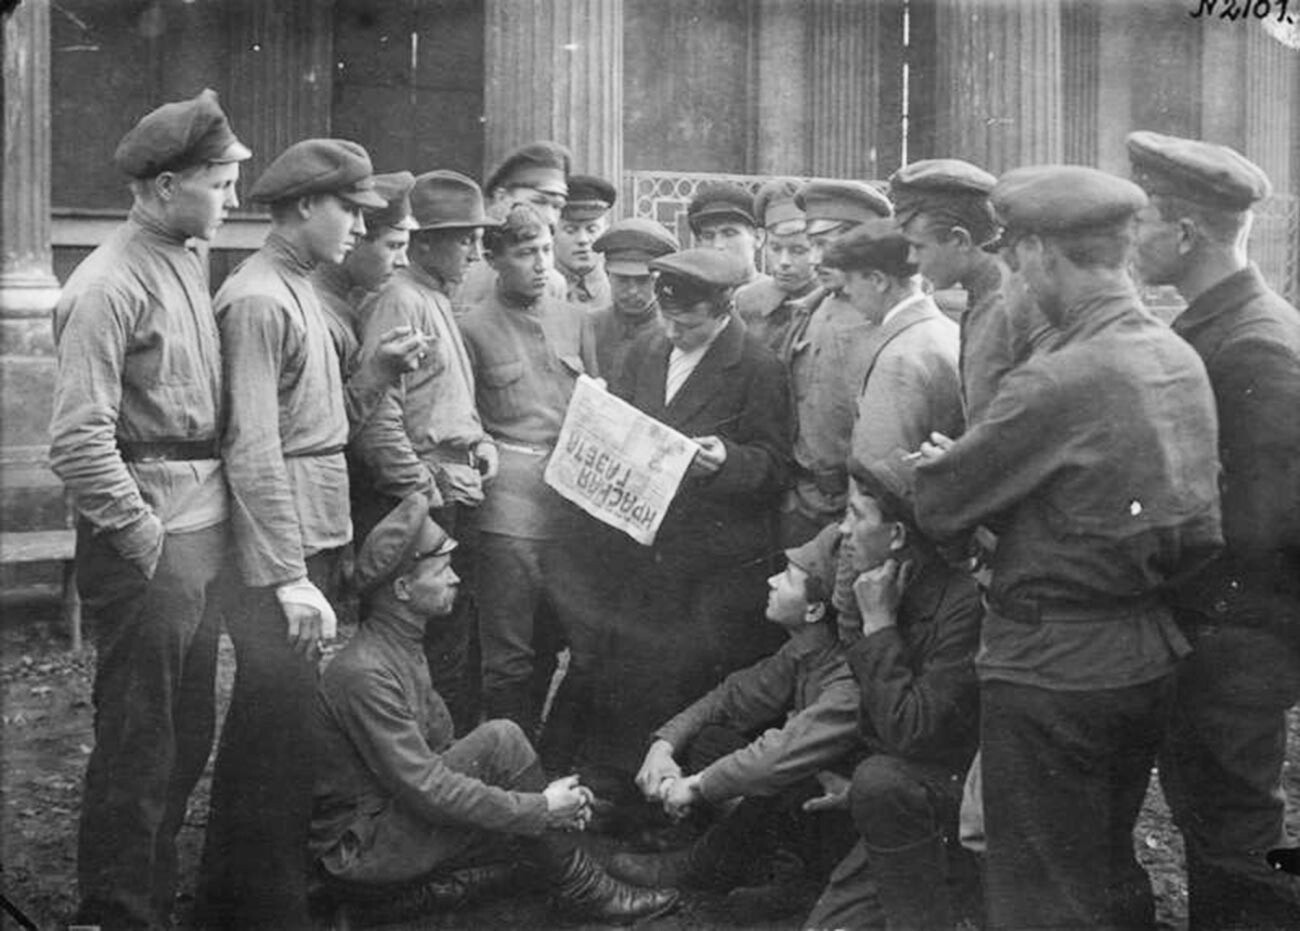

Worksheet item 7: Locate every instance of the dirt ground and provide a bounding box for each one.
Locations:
[3,602,1300,931]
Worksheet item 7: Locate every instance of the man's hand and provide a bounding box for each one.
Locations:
[372,325,432,379]
[802,770,851,813]
[543,775,594,830]
[687,435,727,478]
[662,774,702,821]
[635,740,682,801]
[853,558,913,637]
[917,431,954,464]
[275,578,338,659]
[474,440,500,484]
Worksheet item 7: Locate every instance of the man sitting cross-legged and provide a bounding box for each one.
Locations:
[606,525,861,900]
[308,492,679,926]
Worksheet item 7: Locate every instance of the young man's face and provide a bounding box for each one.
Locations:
[398,521,460,620]
[166,160,241,242]
[695,219,759,272]
[491,228,555,302]
[610,271,656,317]
[556,216,609,275]
[304,194,366,266]
[809,224,854,292]
[661,301,725,353]
[838,485,898,574]
[902,215,968,292]
[839,269,889,322]
[1131,202,1184,288]
[765,563,812,629]
[765,229,816,295]
[344,226,410,292]
[416,228,483,286]
[1009,234,1063,324]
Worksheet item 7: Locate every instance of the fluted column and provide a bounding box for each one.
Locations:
[921,0,1063,174]
[484,0,623,193]
[753,0,810,176]
[807,0,903,180]
[1,0,59,317]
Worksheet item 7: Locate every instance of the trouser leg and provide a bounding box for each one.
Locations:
[982,677,1171,931]
[76,522,225,931]
[425,502,481,734]
[1159,624,1300,930]
[477,533,544,734]
[197,549,339,931]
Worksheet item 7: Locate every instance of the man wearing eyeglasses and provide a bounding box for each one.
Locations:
[593,248,792,780]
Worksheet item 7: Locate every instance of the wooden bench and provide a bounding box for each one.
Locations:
[0,529,81,651]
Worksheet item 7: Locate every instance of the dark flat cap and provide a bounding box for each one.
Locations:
[1127,130,1272,210]
[991,165,1147,236]
[594,218,679,275]
[250,139,386,207]
[115,88,251,179]
[365,171,420,232]
[485,140,571,197]
[562,174,617,222]
[818,218,916,278]
[688,182,758,231]
[650,248,749,291]
[754,178,806,233]
[889,159,996,224]
[849,450,919,528]
[796,180,894,234]
[409,170,499,230]
[785,523,840,600]
[355,492,456,596]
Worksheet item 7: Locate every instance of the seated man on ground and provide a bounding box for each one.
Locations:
[308,493,679,925]
[803,456,982,931]
[607,525,861,899]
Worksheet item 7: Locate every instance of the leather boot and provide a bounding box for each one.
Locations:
[868,832,955,930]
[532,840,680,924]
[607,819,758,892]
[330,861,521,928]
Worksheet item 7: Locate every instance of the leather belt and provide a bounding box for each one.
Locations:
[117,438,219,462]
[285,444,346,459]
[986,592,1162,625]
[496,440,551,457]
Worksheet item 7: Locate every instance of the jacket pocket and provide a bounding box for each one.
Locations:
[480,359,526,421]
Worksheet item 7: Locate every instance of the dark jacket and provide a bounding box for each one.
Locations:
[846,558,982,774]
[1171,264,1300,630]
[614,317,792,567]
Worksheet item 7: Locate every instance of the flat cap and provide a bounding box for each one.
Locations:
[594,218,679,275]
[409,170,499,230]
[364,171,420,232]
[849,451,919,528]
[796,180,894,235]
[562,174,617,222]
[354,492,457,596]
[818,218,916,278]
[688,182,758,231]
[114,88,251,179]
[785,523,840,601]
[1126,130,1272,211]
[250,138,386,208]
[889,159,996,223]
[650,248,749,292]
[990,165,1147,236]
[485,140,571,197]
[754,178,806,234]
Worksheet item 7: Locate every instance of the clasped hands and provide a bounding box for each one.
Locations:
[635,740,700,820]
[542,774,596,831]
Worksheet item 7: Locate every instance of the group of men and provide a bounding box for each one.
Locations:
[51,84,1300,931]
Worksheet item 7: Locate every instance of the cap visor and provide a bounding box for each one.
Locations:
[393,215,421,231]
[418,217,501,231]
[340,188,389,209]
[606,259,652,276]
[213,139,254,164]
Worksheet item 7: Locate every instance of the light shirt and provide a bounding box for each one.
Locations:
[879,289,928,328]
[666,317,730,405]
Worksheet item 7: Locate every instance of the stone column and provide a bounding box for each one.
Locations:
[1,0,59,317]
[753,0,810,176]
[920,0,1063,174]
[483,0,622,197]
[2,0,61,468]
[807,0,903,180]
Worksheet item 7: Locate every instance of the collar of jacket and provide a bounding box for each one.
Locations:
[1174,263,1264,337]
[363,598,429,657]
[264,231,317,277]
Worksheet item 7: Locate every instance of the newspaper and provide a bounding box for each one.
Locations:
[544,376,700,545]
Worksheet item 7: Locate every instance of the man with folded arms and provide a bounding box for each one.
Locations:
[1129,130,1300,929]
[197,138,392,929]
[51,89,250,931]
[309,494,678,925]
[913,166,1223,929]
[354,169,502,732]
